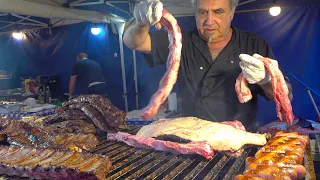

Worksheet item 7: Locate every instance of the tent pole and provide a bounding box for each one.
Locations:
[133,50,139,109]
[115,22,128,112]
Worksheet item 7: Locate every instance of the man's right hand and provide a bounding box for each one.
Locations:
[134,0,163,26]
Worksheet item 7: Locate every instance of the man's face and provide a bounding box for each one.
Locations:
[195,0,235,43]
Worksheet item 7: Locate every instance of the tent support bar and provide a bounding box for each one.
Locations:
[105,2,130,15]
[69,0,88,6]
[12,14,48,25]
[133,50,139,109]
[71,0,130,15]
[115,22,129,112]
[105,1,128,3]
[0,0,126,24]
[0,20,47,27]
[238,0,256,6]
[0,26,50,35]
[0,15,31,30]
[70,0,104,7]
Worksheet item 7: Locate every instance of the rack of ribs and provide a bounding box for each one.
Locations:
[0,145,112,180]
[235,131,309,180]
[63,94,128,131]
[0,118,99,152]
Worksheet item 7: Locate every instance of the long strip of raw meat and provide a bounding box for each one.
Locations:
[107,132,214,159]
[235,56,295,125]
[235,73,252,103]
[141,9,182,119]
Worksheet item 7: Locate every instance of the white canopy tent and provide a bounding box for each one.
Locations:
[0,0,131,110]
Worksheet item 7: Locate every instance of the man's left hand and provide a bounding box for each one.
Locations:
[239,54,278,85]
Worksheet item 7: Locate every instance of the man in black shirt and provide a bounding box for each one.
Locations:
[123,0,292,130]
[69,53,107,98]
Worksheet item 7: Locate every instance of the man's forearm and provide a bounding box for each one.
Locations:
[69,84,75,96]
[123,19,150,52]
[260,81,293,101]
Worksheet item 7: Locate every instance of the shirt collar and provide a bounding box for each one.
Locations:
[191,26,237,65]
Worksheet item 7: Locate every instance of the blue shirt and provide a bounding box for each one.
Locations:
[71,59,106,92]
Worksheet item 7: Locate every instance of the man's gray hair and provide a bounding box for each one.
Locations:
[191,0,239,10]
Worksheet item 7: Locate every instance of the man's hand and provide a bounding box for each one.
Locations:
[239,54,278,85]
[133,0,163,27]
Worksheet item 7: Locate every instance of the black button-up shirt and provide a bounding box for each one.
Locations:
[143,27,275,130]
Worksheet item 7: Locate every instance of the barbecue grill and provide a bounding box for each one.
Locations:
[0,127,317,179]
[88,126,318,180]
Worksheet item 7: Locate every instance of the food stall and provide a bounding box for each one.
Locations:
[0,92,318,179]
[0,0,319,179]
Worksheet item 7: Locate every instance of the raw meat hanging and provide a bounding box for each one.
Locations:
[141,9,182,119]
[235,56,295,126]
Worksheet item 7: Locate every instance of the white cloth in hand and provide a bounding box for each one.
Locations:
[133,0,163,26]
[239,54,279,85]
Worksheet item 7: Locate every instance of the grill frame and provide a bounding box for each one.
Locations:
[316,134,320,153]
[0,127,316,179]
[89,126,318,180]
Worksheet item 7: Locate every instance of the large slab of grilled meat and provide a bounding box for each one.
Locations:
[137,117,268,152]
[109,117,268,159]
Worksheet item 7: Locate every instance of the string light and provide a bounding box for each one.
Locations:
[269,6,281,16]
[91,24,101,35]
[269,0,281,16]
[12,32,24,40]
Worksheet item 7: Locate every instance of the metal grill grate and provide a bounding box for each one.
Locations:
[0,127,316,180]
[90,131,317,180]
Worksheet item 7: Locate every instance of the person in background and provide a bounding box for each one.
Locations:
[123,0,293,131]
[69,53,107,99]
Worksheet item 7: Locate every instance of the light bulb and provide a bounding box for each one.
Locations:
[91,26,101,35]
[269,6,281,16]
[12,32,24,40]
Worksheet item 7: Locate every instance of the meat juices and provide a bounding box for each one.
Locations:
[235,56,295,126]
[141,10,182,119]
